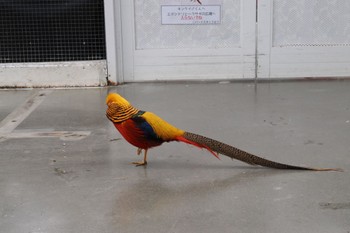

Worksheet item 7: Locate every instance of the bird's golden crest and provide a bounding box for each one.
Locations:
[106,93,138,123]
[106,93,131,108]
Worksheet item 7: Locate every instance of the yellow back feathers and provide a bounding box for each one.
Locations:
[142,111,185,141]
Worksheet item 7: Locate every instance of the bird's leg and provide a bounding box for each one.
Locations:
[132,149,148,166]
[137,148,142,155]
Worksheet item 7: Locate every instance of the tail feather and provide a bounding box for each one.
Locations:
[176,134,220,160]
[177,132,342,171]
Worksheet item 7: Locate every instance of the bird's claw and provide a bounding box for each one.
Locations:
[132,161,147,167]
[134,148,147,166]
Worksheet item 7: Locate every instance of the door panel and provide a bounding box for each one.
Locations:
[258,0,350,79]
[121,0,256,82]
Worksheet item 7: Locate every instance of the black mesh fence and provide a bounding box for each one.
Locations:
[0,0,106,63]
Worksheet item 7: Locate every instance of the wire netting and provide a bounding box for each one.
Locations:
[0,0,106,63]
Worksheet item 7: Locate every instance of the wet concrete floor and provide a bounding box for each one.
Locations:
[0,81,349,233]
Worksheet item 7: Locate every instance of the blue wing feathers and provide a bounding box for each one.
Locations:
[132,116,160,141]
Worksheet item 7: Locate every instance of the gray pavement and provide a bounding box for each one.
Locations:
[0,81,349,233]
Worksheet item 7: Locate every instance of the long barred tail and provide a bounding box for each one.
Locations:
[177,132,341,171]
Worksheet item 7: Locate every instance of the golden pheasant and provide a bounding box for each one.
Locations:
[106,93,341,171]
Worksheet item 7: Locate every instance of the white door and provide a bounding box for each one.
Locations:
[258,0,350,79]
[118,0,256,82]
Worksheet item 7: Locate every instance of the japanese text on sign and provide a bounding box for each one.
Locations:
[161,5,221,25]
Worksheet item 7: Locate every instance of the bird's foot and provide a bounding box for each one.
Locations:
[132,160,147,167]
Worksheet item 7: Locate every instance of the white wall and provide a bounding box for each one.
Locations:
[0,61,107,87]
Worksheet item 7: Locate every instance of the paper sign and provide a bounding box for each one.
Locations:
[161,5,221,25]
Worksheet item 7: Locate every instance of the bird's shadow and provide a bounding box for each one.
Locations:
[118,156,309,172]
